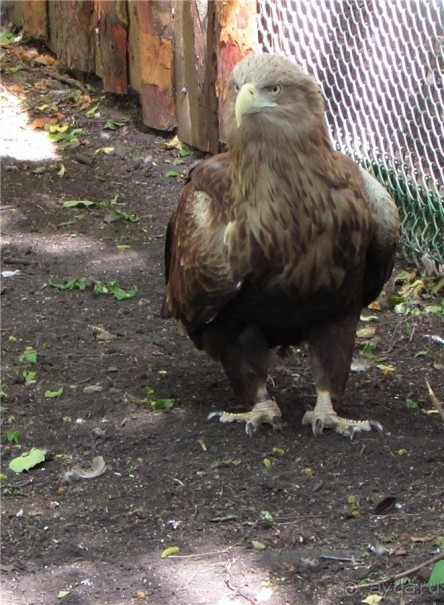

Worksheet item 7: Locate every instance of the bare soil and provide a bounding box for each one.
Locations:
[1,39,443,605]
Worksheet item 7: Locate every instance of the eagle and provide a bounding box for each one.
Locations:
[161,54,399,438]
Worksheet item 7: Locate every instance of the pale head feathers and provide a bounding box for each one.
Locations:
[225,54,326,147]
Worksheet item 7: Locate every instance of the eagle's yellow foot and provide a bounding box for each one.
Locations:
[302,390,383,439]
[208,398,282,437]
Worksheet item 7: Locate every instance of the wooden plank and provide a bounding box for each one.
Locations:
[95,0,128,94]
[132,0,176,131]
[47,0,95,73]
[215,0,259,140]
[21,0,48,39]
[4,1,23,29]
[173,0,219,153]
[127,0,142,91]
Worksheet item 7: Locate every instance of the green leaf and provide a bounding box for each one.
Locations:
[161,546,180,559]
[104,120,125,130]
[405,399,419,409]
[45,387,64,399]
[424,305,444,315]
[97,195,120,208]
[93,282,109,295]
[49,278,89,290]
[9,448,46,473]
[106,282,138,300]
[6,429,22,444]
[62,200,95,208]
[271,447,285,456]
[387,295,407,308]
[151,398,174,410]
[178,148,191,157]
[428,560,444,585]
[6,65,24,74]
[48,277,137,300]
[23,371,37,385]
[260,511,273,522]
[86,103,101,117]
[113,209,140,222]
[165,171,180,178]
[48,133,78,142]
[413,350,428,358]
[19,347,38,364]
[57,591,71,599]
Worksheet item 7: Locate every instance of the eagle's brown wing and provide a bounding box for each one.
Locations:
[161,153,247,332]
[360,167,400,306]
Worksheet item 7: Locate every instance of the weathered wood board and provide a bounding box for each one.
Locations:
[6,0,261,150]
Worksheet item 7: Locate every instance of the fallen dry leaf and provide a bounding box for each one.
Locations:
[11,47,38,62]
[367,301,382,311]
[357,326,376,338]
[163,135,182,150]
[197,438,207,451]
[410,535,434,543]
[90,325,116,342]
[28,116,60,130]
[34,54,58,67]
[63,456,106,482]
[361,595,384,605]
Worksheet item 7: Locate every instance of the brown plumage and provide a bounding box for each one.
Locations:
[161,54,399,437]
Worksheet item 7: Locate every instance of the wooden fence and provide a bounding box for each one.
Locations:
[7,0,259,153]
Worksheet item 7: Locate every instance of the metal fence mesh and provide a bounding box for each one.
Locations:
[257,0,444,268]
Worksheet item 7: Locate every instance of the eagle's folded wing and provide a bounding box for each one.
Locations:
[161,154,246,331]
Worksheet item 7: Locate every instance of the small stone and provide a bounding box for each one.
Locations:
[83,385,104,394]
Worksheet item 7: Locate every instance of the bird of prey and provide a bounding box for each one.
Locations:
[161,53,399,438]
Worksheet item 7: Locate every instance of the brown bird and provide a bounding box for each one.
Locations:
[161,54,399,438]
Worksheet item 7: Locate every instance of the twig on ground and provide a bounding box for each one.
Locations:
[426,380,444,424]
[169,549,230,559]
[41,68,87,91]
[356,552,443,590]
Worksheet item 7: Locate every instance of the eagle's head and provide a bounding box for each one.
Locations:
[224,54,327,148]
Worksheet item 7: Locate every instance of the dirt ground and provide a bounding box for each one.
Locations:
[1,37,443,605]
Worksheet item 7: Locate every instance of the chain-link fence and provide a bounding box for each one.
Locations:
[257,0,443,268]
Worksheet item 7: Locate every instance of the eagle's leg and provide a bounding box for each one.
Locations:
[205,324,282,437]
[302,313,383,438]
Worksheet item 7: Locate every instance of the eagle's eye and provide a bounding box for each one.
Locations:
[268,85,282,96]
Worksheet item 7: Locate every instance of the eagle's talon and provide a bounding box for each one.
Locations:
[272,416,283,433]
[303,400,382,439]
[245,421,257,438]
[207,398,282,436]
[370,420,384,433]
[207,411,223,422]
[348,426,357,440]
[314,418,324,437]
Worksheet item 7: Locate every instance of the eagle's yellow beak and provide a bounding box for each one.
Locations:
[235,83,277,127]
